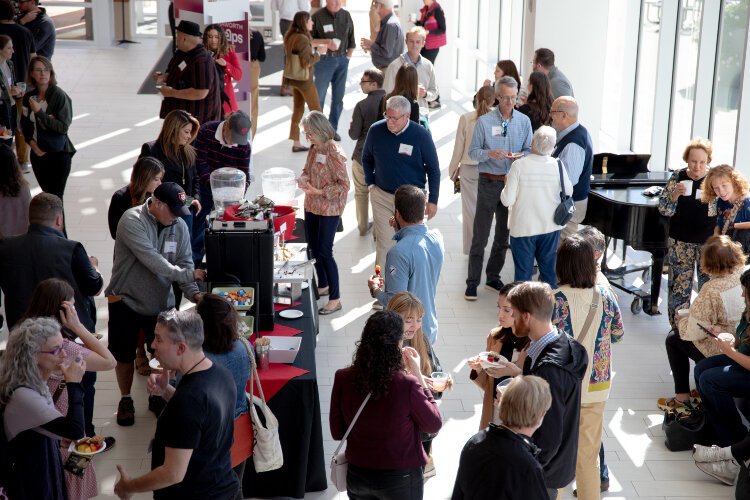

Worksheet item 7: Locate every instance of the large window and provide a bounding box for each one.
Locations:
[46,1,93,41]
[710,0,750,165]
[667,0,704,168]
[631,2,661,153]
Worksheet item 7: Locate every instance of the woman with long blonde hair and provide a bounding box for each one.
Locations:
[449,85,496,254]
[386,291,450,478]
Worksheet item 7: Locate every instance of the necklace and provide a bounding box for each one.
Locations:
[183,355,207,376]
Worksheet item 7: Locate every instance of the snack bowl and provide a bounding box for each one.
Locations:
[212,287,254,310]
[69,436,107,456]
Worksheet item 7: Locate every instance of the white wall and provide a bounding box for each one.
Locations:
[529,0,611,151]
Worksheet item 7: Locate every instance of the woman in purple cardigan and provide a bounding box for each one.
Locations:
[330,311,442,499]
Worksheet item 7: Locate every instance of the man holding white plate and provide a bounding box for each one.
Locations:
[464,76,532,301]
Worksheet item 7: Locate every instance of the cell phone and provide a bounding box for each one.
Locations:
[697,323,718,338]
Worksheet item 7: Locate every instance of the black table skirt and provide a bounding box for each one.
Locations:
[242,270,327,498]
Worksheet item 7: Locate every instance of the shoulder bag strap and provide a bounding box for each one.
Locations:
[332,392,372,457]
[556,158,566,201]
[576,287,601,349]
[239,336,267,409]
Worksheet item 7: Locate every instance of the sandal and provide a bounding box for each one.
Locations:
[135,354,151,376]
[656,396,688,412]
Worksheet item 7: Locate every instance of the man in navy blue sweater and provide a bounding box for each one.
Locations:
[362,95,440,270]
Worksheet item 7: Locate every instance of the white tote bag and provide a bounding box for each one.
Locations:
[242,338,284,472]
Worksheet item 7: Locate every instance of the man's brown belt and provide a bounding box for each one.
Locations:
[479,172,507,182]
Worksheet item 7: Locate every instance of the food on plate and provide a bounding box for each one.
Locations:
[75,436,104,454]
[506,152,523,159]
[477,351,510,369]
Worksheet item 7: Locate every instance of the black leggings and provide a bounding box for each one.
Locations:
[665,329,705,394]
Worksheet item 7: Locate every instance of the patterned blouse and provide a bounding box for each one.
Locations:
[299,140,350,217]
[552,284,624,404]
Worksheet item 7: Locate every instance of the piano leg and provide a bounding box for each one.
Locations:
[645,250,665,316]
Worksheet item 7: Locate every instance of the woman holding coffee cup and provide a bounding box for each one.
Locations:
[387,292,451,478]
[0,35,22,143]
[658,137,717,332]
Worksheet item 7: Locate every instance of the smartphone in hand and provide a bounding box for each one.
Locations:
[696,323,718,339]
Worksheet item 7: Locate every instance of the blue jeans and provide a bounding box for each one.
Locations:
[347,464,423,500]
[304,211,341,300]
[509,230,560,288]
[694,354,750,446]
[313,55,349,131]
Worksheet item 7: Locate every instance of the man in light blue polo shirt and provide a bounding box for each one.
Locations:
[465,76,532,300]
[367,185,444,344]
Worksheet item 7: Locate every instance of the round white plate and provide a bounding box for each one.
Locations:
[148,358,163,371]
[69,439,107,456]
[278,309,303,319]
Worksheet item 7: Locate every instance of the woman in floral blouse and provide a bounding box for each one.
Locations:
[297,111,350,315]
[552,235,624,500]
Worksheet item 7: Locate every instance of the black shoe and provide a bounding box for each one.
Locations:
[98,436,116,455]
[148,395,167,417]
[428,100,441,109]
[116,397,135,426]
[464,284,478,301]
[573,481,609,497]
[292,145,309,153]
[485,280,504,293]
[333,132,341,141]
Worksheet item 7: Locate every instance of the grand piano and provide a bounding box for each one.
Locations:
[582,153,671,315]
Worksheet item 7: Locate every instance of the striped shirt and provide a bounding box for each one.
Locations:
[159,44,222,125]
[555,122,586,186]
[195,121,251,200]
[468,108,532,175]
[527,329,560,369]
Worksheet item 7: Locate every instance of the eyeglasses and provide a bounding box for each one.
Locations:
[501,120,509,137]
[498,95,517,102]
[39,344,65,356]
[383,112,405,122]
[32,67,50,74]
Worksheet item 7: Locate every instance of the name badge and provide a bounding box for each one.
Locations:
[178,60,187,71]
[315,153,327,164]
[399,143,413,156]
[491,126,502,136]
[164,241,177,254]
[323,24,334,33]
[696,189,703,200]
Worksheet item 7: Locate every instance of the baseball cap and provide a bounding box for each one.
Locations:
[375,0,394,9]
[226,111,251,145]
[154,182,191,217]
[176,20,202,38]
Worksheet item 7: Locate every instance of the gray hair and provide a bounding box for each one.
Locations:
[495,75,518,93]
[301,111,335,143]
[577,225,606,256]
[385,95,411,117]
[0,317,61,409]
[157,309,205,350]
[531,126,557,156]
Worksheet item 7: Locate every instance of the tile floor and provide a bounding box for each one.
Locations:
[0,7,737,499]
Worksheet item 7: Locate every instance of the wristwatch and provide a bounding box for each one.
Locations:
[369,286,381,298]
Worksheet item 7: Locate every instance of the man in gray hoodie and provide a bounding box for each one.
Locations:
[106,182,205,426]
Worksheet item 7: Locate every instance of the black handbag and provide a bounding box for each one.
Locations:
[662,404,712,451]
[732,227,750,256]
[553,158,575,226]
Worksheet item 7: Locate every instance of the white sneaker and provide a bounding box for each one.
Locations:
[372,301,383,310]
[693,444,727,463]
[20,161,31,173]
[695,459,739,485]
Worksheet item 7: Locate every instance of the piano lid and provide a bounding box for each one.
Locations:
[589,186,661,207]
[590,171,671,188]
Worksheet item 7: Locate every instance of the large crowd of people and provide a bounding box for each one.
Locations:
[2,1,750,499]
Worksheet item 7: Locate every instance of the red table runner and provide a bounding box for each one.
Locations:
[273,301,302,312]
[249,321,307,400]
